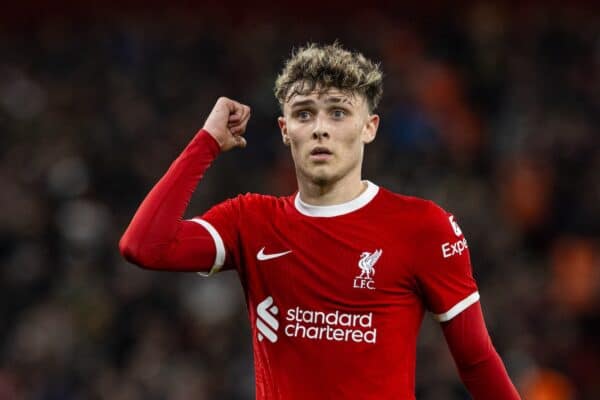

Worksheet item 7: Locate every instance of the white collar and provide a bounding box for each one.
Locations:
[294,181,379,218]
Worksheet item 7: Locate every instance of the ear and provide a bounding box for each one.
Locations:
[278,116,290,146]
[361,114,379,144]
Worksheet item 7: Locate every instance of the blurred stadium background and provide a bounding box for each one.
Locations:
[1,1,599,399]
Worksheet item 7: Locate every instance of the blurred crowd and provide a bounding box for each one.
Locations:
[1,2,599,399]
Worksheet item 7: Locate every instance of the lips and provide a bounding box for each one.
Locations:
[310,147,332,156]
[309,147,333,162]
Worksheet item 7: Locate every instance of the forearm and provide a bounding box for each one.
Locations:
[119,129,220,269]
[442,303,521,400]
[457,348,520,399]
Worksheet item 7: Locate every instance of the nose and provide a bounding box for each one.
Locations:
[312,116,330,140]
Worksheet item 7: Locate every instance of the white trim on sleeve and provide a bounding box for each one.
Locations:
[433,291,480,322]
[188,218,226,277]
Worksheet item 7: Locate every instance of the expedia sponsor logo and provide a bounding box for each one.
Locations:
[449,215,463,237]
[256,297,377,344]
[441,238,468,258]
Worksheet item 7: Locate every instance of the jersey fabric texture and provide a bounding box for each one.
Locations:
[196,182,478,399]
[119,129,520,400]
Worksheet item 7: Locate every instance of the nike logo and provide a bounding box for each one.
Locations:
[257,247,292,261]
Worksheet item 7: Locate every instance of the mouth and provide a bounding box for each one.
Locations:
[309,147,333,161]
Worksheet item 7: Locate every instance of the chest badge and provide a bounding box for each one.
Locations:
[353,249,382,290]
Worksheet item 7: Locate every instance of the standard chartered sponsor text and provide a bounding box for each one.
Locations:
[284,307,377,344]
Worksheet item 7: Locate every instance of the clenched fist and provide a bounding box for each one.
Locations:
[202,97,251,151]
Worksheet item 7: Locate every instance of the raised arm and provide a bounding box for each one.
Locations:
[442,302,521,399]
[118,97,251,272]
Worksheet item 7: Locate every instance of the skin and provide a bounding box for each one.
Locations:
[278,88,379,205]
[203,88,380,206]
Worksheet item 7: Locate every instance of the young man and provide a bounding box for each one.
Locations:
[120,43,521,399]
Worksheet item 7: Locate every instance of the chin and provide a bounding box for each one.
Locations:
[311,175,330,185]
[298,162,343,186]
[307,168,337,185]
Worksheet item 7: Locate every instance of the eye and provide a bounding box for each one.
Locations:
[331,109,346,119]
[296,110,312,121]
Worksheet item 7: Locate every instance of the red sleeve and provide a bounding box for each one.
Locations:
[119,129,224,273]
[442,302,521,399]
[414,202,479,321]
[194,196,244,273]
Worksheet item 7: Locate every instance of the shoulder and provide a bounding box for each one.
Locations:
[376,187,456,234]
[377,187,447,218]
[226,192,293,212]
[203,192,293,224]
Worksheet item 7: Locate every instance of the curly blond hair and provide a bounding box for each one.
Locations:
[274,42,383,113]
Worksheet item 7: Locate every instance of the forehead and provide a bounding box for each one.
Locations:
[286,88,363,109]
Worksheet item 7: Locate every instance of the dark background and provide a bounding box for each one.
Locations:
[1,1,599,399]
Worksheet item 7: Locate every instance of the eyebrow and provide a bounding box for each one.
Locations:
[290,96,354,109]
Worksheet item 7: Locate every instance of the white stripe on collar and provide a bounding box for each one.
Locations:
[294,181,379,218]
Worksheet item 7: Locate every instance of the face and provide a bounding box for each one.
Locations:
[278,88,379,186]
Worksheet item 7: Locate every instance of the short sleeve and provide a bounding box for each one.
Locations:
[188,196,242,276]
[413,202,479,322]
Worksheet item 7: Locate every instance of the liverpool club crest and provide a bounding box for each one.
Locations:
[353,249,382,290]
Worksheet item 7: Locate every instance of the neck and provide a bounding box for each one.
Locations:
[297,171,366,206]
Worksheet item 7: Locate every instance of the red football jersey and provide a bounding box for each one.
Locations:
[192,181,479,399]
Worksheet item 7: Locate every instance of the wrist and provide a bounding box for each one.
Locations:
[201,125,227,147]
[195,128,222,156]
